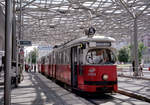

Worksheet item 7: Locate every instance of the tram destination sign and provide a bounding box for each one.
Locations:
[89,42,111,47]
[19,40,32,46]
[96,42,111,47]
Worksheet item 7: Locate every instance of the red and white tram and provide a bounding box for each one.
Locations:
[38,36,118,93]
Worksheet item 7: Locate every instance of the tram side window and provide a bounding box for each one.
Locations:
[46,57,49,64]
[42,58,45,64]
[63,51,65,64]
[64,50,68,64]
[53,53,55,65]
[59,52,61,64]
[66,49,70,64]
[61,52,63,64]
[55,53,57,64]
[56,53,59,64]
[49,55,51,65]
[58,53,60,64]
[86,49,116,64]
[60,52,64,64]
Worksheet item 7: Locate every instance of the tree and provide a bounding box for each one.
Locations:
[138,42,146,63]
[28,48,38,64]
[118,47,129,63]
[129,42,146,63]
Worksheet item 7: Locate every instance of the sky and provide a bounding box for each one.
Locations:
[24,46,37,55]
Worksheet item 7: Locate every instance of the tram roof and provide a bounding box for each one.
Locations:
[68,35,115,46]
[53,35,115,49]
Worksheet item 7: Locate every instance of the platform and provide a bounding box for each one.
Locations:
[0,70,150,105]
[117,67,150,101]
[0,72,90,105]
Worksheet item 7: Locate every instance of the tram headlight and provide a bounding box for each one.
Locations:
[102,74,109,80]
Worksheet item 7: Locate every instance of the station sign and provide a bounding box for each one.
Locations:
[38,46,52,50]
[19,40,32,46]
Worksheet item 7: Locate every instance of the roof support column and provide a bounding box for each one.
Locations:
[19,0,22,40]
[4,0,12,104]
[16,0,23,84]
[12,0,18,87]
[133,17,139,76]
[118,0,140,76]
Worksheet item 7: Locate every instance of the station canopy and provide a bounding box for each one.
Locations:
[0,0,150,46]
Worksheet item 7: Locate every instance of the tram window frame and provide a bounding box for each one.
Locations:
[86,48,116,65]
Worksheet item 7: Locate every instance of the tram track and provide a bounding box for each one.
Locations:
[75,93,114,105]
[77,91,150,105]
[48,75,150,104]
[38,73,150,105]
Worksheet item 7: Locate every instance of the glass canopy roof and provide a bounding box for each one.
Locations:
[0,0,150,46]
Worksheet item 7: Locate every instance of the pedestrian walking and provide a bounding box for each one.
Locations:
[139,63,144,76]
[132,60,135,76]
[34,65,36,73]
[0,66,2,78]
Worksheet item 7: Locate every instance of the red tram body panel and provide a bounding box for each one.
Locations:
[78,65,117,92]
[38,36,118,93]
[41,64,45,74]
[56,65,71,85]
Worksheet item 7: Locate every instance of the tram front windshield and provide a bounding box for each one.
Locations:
[86,49,116,64]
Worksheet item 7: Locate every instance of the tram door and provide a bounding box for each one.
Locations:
[71,46,79,88]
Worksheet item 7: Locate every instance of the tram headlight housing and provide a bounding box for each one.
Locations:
[102,74,109,80]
